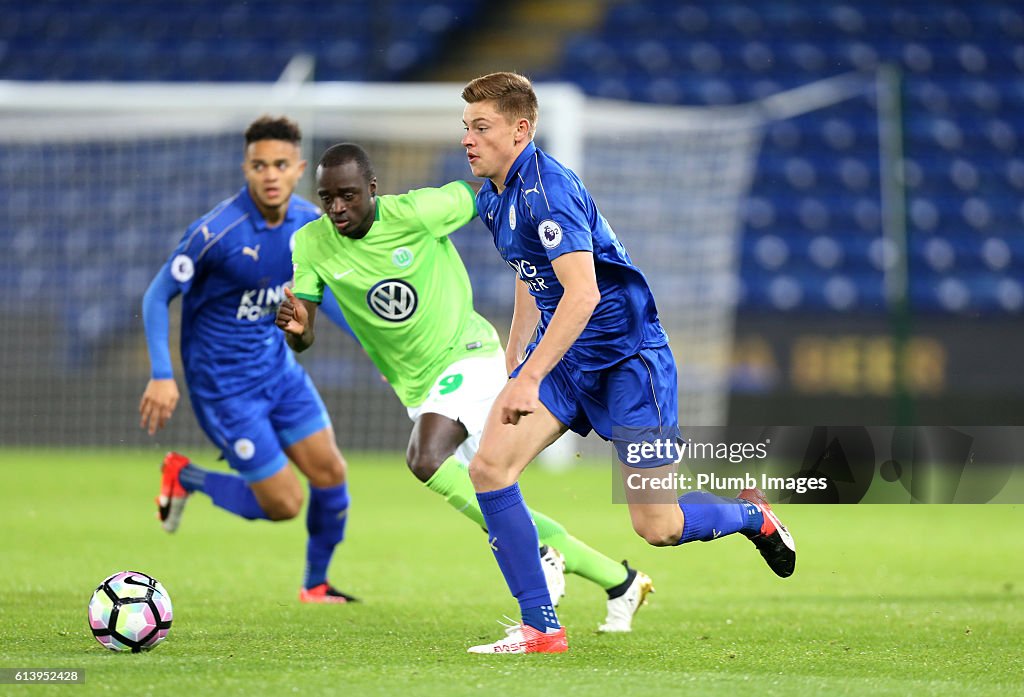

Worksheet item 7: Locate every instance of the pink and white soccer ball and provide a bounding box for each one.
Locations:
[88,571,173,652]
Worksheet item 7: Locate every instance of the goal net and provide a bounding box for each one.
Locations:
[0,76,867,452]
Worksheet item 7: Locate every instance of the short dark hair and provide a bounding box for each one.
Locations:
[318,143,375,182]
[244,115,302,145]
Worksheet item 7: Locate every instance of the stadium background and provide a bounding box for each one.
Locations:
[1,0,1022,454]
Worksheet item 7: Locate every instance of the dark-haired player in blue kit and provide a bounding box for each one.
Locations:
[139,115,357,604]
[459,72,797,654]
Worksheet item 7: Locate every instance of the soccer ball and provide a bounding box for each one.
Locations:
[88,571,173,652]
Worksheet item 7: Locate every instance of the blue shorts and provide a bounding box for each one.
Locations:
[190,362,331,483]
[516,344,681,467]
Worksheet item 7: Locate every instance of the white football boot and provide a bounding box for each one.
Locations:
[598,564,654,633]
[539,545,567,607]
[467,617,568,654]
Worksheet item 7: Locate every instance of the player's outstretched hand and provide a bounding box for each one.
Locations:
[276,286,307,336]
[496,376,541,425]
[139,378,179,435]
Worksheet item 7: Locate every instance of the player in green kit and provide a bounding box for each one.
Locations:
[276,143,652,631]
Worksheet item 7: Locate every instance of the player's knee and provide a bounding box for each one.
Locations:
[263,492,304,521]
[468,454,511,490]
[467,455,489,484]
[266,503,301,521]
[308,453,347,488]
[405,445,442,483]
[329,454,347,485]
[632,519,682,547]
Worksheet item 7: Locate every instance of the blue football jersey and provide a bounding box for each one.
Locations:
[476,142,668,370]
[165,186,321,399]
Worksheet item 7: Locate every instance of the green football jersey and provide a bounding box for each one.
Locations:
[292,180,502,407]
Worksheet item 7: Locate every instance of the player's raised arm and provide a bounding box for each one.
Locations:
[276,286,318,352]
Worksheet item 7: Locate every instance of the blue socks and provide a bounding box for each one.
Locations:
[177,463,206,492]
[181,464,269,520]
[521,605,561,633]
[477,484,560,632]
[676,490,763,544]
[181,462,350,589]
[303,482,350,589]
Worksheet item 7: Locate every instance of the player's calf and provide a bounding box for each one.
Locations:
[628,505,684,547]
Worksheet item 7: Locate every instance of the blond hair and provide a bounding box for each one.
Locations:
[461,72,538,138]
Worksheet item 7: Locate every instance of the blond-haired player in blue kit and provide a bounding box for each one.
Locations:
[459,72,797,654]
[277,142,652,632]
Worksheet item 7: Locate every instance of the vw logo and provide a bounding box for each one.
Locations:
[367,279,418,322]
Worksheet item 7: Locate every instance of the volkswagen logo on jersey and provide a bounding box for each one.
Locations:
[367,279,418,322]
[538,219,563,249]
[170,254,194,282]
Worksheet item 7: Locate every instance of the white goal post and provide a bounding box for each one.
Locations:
[0,73,872,452]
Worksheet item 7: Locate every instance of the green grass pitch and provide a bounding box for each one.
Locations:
[0,449,1021,696]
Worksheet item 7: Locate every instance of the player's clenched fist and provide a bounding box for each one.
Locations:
[276,286,307,336]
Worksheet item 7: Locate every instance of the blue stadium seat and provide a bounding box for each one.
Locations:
[550,1,1016,316]
[3,0,1021,319]
[0,1,482,82]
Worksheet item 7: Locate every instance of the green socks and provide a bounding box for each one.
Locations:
[528,508,628,590]
[424,457,628,590]
[423,456,487,528]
